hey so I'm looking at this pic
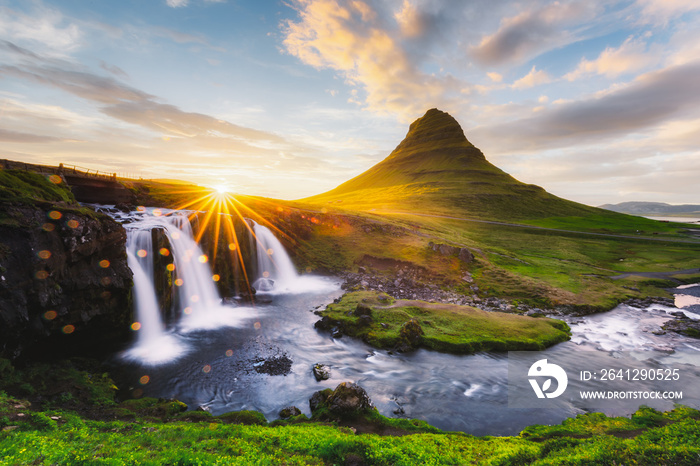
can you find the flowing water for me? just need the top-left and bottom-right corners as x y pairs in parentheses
(112, 207), (700, 436)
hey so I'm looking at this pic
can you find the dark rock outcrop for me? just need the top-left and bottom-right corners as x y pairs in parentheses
(279, 406), (302, 419)
(428, 241), (473, 263)
(396, 319), (424, 352)
(312, 363), (331, 381)
(0, 205), (132, 359)
(310, 382), (373, 417)
(663, 315), (700, 338)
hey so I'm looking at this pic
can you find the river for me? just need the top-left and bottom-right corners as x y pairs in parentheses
(108, 206), (700, 436)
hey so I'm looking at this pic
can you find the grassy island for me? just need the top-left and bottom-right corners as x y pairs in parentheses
(317, 291), (571, 353)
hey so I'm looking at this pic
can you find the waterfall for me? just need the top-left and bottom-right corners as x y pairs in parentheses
(126, 230), (164, 343)
(120, 209), (248, 364)
(160, 216), (221, 316)
(252, 222), (298, 292)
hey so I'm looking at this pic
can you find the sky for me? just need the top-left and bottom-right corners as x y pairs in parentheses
(1, 0), (699, 206)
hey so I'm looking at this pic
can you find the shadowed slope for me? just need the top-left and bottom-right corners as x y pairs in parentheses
(304, 108), (604, 220)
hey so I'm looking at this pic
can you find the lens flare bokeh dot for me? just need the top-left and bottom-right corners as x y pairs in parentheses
(139, 375), (150, 385)
(202, 365), (212, 374)
(62, 324), (75, 334)
(43, 310), (57, 320)
(99, 260), (110, 268)
(131, 322), (142, 331)
(37, 250), (51, 259)
(48, 211), (62, 220)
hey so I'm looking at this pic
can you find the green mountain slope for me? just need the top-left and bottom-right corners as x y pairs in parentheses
(303, 109), (609, 221)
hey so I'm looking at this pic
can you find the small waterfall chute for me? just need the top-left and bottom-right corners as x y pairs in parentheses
(252, 221), (298, 292)
(251, 221), (337, 294)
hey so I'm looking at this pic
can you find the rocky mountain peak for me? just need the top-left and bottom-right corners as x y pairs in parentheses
(398, 108), (472, 149)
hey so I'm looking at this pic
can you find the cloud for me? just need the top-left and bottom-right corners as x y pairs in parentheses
(394, 0), (425, 38)
(0, 5), (82, 56)
(470, 2), (595, 66)
(565, 36), (658, 80)
(150, 26), (209, 46)
(165, 0), (227, 9)
(166, 0), (189, 7)
(99, 61), (129, 79)
(102, 100), (285, 143)
(487, 72), (502, 82)
(637, 0), (700, 25)
(471, 61), (700, 153)
(282, 0), (465, 120)
(0, 41), (290, 161)
(511, 66), (552, 89)
(0, 128), (62, 143)
(0, 64), (154, 104)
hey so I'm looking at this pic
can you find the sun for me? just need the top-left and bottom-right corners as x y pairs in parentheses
(213, 184), (230, 194)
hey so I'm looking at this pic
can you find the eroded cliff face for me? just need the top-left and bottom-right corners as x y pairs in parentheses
(0, 205), (133, 359)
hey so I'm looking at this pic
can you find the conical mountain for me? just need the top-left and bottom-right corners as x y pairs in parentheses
(304, 108), (603, 220)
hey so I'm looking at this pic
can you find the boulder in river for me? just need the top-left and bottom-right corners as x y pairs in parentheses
(310, 382), (373, 417)
(279, 406), (302, 419)
(313, 363), (331, 381)
(396, 319), (424, 352)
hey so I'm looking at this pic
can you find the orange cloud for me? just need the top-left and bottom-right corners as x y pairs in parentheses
(511, 66), (551, 90)
(282, 0), (461, 121)
(565, 37), (659, 81)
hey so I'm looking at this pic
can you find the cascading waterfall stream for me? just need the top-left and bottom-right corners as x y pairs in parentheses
(120, 209), (249, 364)
(252, 221), (298, 292)
(126, 230), (164, 343)
(250, 220), (340, 294)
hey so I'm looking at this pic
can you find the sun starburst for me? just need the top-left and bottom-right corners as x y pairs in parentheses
(160, 184), (296, 298)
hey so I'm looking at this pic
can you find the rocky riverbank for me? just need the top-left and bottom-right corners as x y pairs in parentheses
(339, 269), (679, 319)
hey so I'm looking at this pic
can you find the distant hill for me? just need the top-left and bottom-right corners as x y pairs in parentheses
(303, 109), (622, 221)
(599, 201), (700, 216)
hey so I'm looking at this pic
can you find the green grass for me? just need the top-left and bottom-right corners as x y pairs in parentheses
(318, 291), (571, 353)
(2, 390), (700, 465)
(0, 169), (76, 205)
